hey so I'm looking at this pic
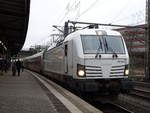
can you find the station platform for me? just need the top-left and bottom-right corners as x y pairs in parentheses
(0, 69), (102, 113)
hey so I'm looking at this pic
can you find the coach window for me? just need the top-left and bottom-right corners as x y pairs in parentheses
(65, 44), (68, 56)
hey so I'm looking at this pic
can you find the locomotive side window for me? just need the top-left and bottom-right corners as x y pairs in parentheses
(65, 44), (68, 56)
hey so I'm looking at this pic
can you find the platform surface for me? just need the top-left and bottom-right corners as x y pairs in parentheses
(0, 70), (70, 113)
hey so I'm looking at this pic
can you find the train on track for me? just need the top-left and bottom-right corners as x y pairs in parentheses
(24, 21), (133, 95)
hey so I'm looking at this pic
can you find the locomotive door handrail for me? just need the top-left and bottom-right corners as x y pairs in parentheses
(64, 42), (68, 73)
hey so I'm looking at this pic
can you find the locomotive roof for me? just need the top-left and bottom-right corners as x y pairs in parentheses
(64, 29), (122, 42)
(25, 51), (43, 60)
(47, 29), (122, 51)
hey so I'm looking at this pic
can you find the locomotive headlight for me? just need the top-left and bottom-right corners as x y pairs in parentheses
(77, 64), (86, 77)
(78, 70), (85, 76)
(125, 69), (129, 75)
(124, 65), (129, 75)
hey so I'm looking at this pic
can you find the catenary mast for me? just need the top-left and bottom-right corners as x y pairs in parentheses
(146, 0), (150, 80)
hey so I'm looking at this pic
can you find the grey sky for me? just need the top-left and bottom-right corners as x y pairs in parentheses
(22, 0), (146, 50)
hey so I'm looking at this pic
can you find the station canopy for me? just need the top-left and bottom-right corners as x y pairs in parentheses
(0, 0), (30, 56)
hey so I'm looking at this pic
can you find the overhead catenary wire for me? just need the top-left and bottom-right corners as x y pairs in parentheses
(69, 0), (111, 22)
(110, 0), (130, 24)
(56, 0), (146, 33)
(60, 0), (107, 24)
(58, 0), (78, 25)
(77, 0), (99, 18)
(110, 0), (146, 25)
(57, 0), (72, 25)
(111, 10), (145, 24)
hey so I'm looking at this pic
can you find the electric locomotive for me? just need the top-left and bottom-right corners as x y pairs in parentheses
(24, 21), (132, 94)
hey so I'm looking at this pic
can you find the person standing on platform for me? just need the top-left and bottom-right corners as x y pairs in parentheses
(21, 60), (24, 72)
(16, 59), (21, 76)
(3, 59), (8, 73)
(12, 61), (16, 76)
(0, 59), (3, 75)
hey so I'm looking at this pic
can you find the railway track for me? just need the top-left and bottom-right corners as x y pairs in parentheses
(111, 80), (150, 113)
(100, 102), (133, 113)
(131, 81), (150, 101)
(87, 100), (134, 113)
(83, 96), (134, 113)
(117, 93), (150, 113)
(91, 80), (150, 113)
(132, 81), (150, 88)
(130, 87), (150, 101)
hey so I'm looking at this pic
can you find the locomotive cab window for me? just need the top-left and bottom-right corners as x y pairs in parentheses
(81, 35), (125, 54)
(81, 35), (104, 54)
(104, 36), (125, 54)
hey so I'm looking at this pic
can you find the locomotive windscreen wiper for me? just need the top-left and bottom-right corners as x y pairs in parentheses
(95, 37), (103, 58)
(104, 38), (118, 58)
